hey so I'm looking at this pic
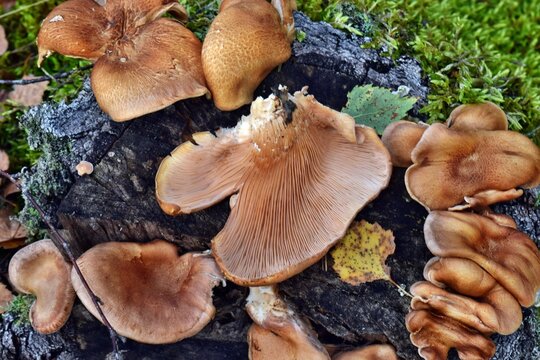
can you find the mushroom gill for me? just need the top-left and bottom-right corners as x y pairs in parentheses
(156, 87), (392, 285)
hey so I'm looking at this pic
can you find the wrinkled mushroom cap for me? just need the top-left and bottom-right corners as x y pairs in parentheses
(446, 102), (508, 131)
(406, 309), (496, 360)
(8, 239), (75, 334)
(71, 240), (222, 344)
(381, 120), (428, 167)
(332, 344), (398, 360)
(406, 123), (540, 210)
(156, 88), (392, 285)
(424, 211), (540, 307)
(202, 0), (292, 110)
(37, 0), (207, 122)
(246, 286), (330, 360)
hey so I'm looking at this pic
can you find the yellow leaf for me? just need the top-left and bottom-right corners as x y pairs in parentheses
(331, 220), (395, 285)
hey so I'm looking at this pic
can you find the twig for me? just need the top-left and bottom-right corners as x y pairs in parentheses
(0, 169), (121, 359)
(0, 65), (93, 86)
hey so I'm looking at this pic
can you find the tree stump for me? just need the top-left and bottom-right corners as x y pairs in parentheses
(2, 12), (538, 360)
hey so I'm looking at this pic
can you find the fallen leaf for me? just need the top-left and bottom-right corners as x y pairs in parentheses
(331, 220), (395, 285)
(0, 207), (27, 249)
(342, 85), (417, 135)
(0, 283), (13, 314)
(0, 25), (7, 56)
(0, 149), (8, 171)
(8, 75), (49, 107)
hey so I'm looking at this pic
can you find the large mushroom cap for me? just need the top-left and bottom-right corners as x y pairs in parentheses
(446, 102), (508, 131)
(406, 123), (540, 210)
(202, 0), (293, 111)
(8, 239), (75, 334)
(156, 88), (392, 285)
(424, 211), (540, 307)
(37, 0), (207, 122)
(71, 240), (222, 344)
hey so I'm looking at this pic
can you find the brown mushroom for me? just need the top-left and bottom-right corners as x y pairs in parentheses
(246, 286), (330, 360)
(156, 87), (392, 285)
(202, 0), (294, 111)
(8, 239), (75, 334)
(71, 240), (223, 344)
(446, 102), (508, 131)
(405, 123), (540, 210)
(332, 344), (398, 360)
(0, 283), (13, 314)
(406, 309), (496, 360)
(37, 0), (207, 121)
(424, 211), (540, 307)
(381, 120), (428, 167)
(0, 207), (27, 249)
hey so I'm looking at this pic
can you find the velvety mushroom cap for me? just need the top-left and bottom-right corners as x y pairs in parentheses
(71, 240), (222, 344)
(406, 310), (496, 360)
(0, 283), (13, 314)
(202, 0), (292, 111)
(406, 123), (540, 210)
(8, 239), (75, 334)
(446, 102), (508, 131)
(424, 211), (540, 307)
(332, 345), (398, 360)
(37, 0), (207, 122)
(156, 88), (392, 285)
(246, 286), (330, 360)
(411, 281), (521, 335)
(381, 120), (428, 167)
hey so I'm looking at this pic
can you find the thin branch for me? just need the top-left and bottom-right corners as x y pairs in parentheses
(0, 65), (93, 86)
(0, 169), (121, 360)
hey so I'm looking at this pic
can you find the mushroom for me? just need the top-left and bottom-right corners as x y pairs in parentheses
(381, 120), (428, 167)
(156, 87), (392, 285)
(406, 309), (496, 360)
(446, 102), (508, 131)
(424, 211), (540, 307)
(246, 285), (330, 360)
(75, 160), (94, 176)
(8, 239), (75, 334)
(37, 0), (208, 121)
(405, 123), (540, 210)
(71, 240), (223, 344)
(0, 283), (13, 314)
(201, 0), (295, 111)
(332, 344), (398, 360)
(410, 280), (521, 335)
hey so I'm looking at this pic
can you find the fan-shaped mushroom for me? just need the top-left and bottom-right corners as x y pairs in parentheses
(246, 286), (330, 360)
(156, 87), (392, 285)
(8, 239), (75, 334)
(424, 211), (540, 307)
(381, 120), (428, 167)
(71, 240), (223, 344)
(446, 102), (508, 131)
(37, 0), (207, 121)
(405, 123), (540, 210)
(202, 0), (294, 110)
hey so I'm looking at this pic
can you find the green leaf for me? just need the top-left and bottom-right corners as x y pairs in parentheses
(342, 85), (418, 135)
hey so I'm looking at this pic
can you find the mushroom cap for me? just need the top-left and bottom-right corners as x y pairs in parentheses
(202, 0), (292, 111)
(446, 102), (508, 131)
(37, 0), (206, 122)
(381, 120), (428, 167)
(424, 211), (540, 307)
(332, 344), (398, 360)
(8, 239), (75, 334)
(411, 281), (521, 335)
(71, 240), (222, 344)
(406, 309), (496, 360)
(405, 123), (540, 210)
(0, 283), (14, 314)
(246, 286), (330, 360)
(156, 88), (392, 285)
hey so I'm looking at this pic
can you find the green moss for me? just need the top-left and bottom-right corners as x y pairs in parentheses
(3, 294), (35, 326)
(298, 0), (540, 144)
(179, 0), (219, 40)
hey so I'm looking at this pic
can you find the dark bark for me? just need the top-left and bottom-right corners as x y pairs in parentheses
(2, 11), (537, 360)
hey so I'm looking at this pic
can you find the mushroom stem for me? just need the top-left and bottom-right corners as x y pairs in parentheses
(0, 169), (121, 359)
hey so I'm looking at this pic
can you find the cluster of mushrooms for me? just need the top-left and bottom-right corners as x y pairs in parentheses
(0, 0), (538, 359)
(382, 102), (540, 359)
